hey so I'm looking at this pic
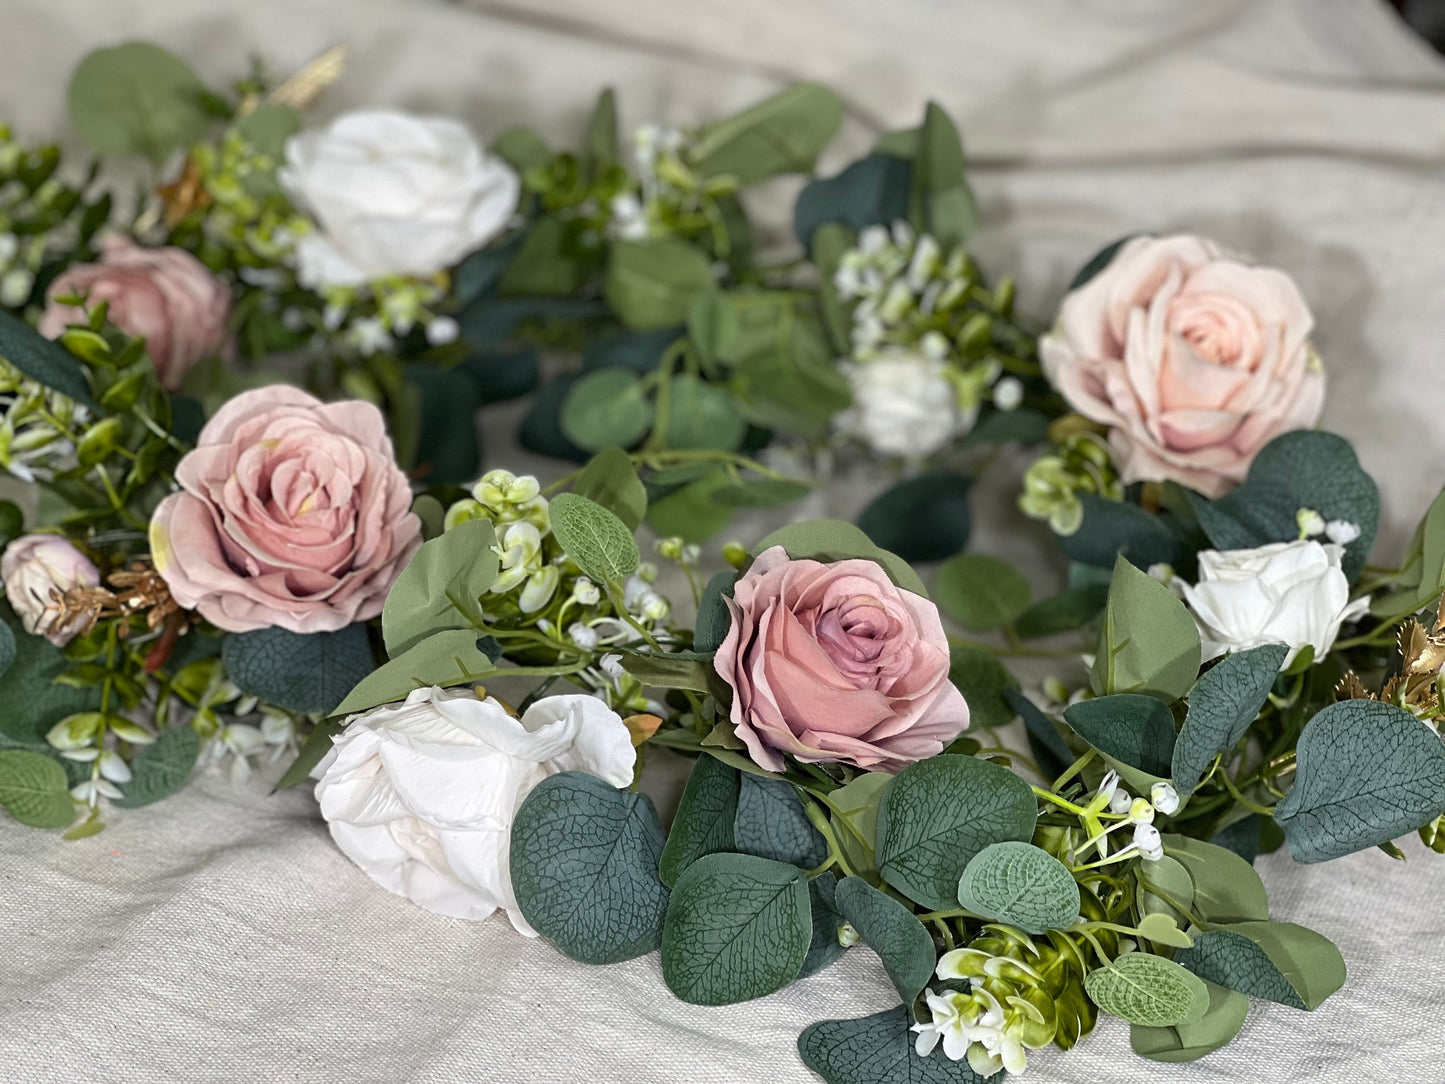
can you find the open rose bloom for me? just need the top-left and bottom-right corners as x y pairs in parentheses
(715, 546), (969, 772)
(1041, 234), (1324, 498)
(150, 386), (421, 633)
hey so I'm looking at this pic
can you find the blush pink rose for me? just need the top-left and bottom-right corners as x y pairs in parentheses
(39, 235), (231, 390)
(1040, 234), (1324, 498)
(149, 386), (421, 634)
(714, 546), (969, 772)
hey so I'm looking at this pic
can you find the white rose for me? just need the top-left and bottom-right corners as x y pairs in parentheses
(1179, 540), (1370, 666)
(314, 687), (635, 930)
(1, 533), (100, 646)
(835, 350), (969, 459)
(280, 110), (520, 288)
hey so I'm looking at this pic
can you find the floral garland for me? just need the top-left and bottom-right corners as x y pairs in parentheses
(1, 40), (1443, 1084)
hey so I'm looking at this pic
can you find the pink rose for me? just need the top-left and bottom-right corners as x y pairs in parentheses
(1, 534), (100, 646)
(39, 235), (231, 390)
(714, 546), (969, 772)
(149, 386), (421, 634)
(1040, 234), (1324, 498)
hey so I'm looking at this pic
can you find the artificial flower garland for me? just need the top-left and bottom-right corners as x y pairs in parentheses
(0, 40), (1442, 1084)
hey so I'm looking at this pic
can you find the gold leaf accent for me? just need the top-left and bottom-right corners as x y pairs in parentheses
(623, 713), (663, 747)
(1336, 672), (1374, 701)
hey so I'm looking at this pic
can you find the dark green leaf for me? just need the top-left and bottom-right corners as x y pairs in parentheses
(1172, 645), (1287, 793)
(0, 749), (74, 828)
(1069, 236), (1136, 291)
(799, 1008), (993, 1084)
(645, 468), (735, 543)
(948, 646), (1017, 729)
(793, 153), (912, 247)
(585, 87), (618, 167)
(661, 853), (812, 1004)
(1174, 922), (1345, 1011)
(687, 288), (742, 365)
(1014, 585), (1109, 640)
(856, 471), (972, 564)
(713, 478), (811, 508)
(1005, 689), (1074, 783)
(801, 872), (848, 977)
(660, 755), (740, 887)
(510, 771), (669, 964)
(273, 720), (345, 791)
(1063, 694), (1177, 778)
(0, 309), (95, 407)
(1274, 699), (1445, 862)
(877, 754), (1037, 911)
(912, 102), (978, 248)
(113, 727), (200, 808)
(660, 373), (746, 451)
(694, 571), (736, 654)
(733, 775), (827, 868)
(1059, 494), (1183, 571)
(222, 624), (374, 715)
(833, 876), (936, 1003)
(605, 239), (716, 330)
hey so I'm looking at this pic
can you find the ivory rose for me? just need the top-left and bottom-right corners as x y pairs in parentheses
(38, 235), (231, 390)
(1179, 540), (1369, 666)
(1, 533), (100, 646)
(715, 546), (969, 772)
(314, 687), (636, 927)
(149, 385), (420, 633)
(280, 110), (520, 288)
(1040, 234), (1323, 498)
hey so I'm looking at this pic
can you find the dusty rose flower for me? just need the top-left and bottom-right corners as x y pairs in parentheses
(149, 386), (421, 634)
(715, 546), (969, 772)
(39, 235), (231, 390)
(1, 534), (100, 646)
(1040, 234), (1323, 498)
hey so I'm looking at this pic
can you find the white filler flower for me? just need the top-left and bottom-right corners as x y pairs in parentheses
(1179, 539), (1370, 666)
(836, 350), (969, 459)
(314, 687), (635, 930)
(281, 110), (520, 287)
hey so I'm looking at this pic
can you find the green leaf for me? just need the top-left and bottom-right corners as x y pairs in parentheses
(381, 519), (497, 657)
(1084, 952), (1212, 1027)
(713, 478), (812, 508)
(234, 102), (300, 157)
(498, 215), (582, 297)
(660, 373), (747, 451)
(1130, 980), (1249, 1064)
(1062, 694), (1177, 778)
(585, 86), (618, 167)
(332, 629), (495, 716)
(793, 153), (912, 248)
(0, 749), (74, 828)
(548, 492), (641, 584)
(1091, 555), (1201, 702)
(733, 775), (827, 869)
(934, 553), (1031, 631)
(812, 223), (854, 353)
(856, 471), (972, 564)
(833, 876), (936, 1003)
(618, 650), (716, 694)
(0, 309), (96, 407)
(0, 618), (15, 680)
(274, 720), (345, 791)
(1014, 584), (1109, 640)
(491, 126), (551, 173)
(730, 300), (851, 438)
(1174, 922), (1344, 1011)
(687, 288), (742, 365)
(510, 771), (669, 964)
(691, 83), (843, 186)
(802, 872), (848, 977)
(560, 368), (655, 451)
(1172, 645), (1287, 793)
(756, 519), (927, 598)
(1274, 699), (1445, 862)
(955, 841), (1080, 934)
(799, 1008), (992, 1084)
(912, 102), (978, 248)
(113, 727), (200, 809)
(1005, 689), (1074, 783)
(0, 606), (100, 752)
(1058, 493), (1185, 571)
(830, 771), (893, 881)
(877, 754), (1038, 911)
(645, 468), (735, 543)
(1187, 431), (1379, 582)
(222, 624), (374, 715)
(948, 646), (1017, 729)
(605, 239), (716, 330)
(660, 852), (812, 1005)
(1136, 910), (1195, 950)
(68, 43), (212, 161)
(1160, 835), (1270, 925)
(660, 755), (740, 887)
(572, 448), (647, 530)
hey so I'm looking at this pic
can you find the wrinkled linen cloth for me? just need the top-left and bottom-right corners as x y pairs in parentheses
(4, 0), (1445, 1081)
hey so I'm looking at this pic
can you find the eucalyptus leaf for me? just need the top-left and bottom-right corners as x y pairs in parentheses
(1274, 699), (1445, 863)
(1161, 835), (1270, 925)
(223, 624), (374, 715)
(687, 288), (742, 364)
(833, 876), (936, 1003)
(801, 872), (848, 978)
(1174, 922), (1345, 1011)
(113, 727), (200, 809)
(645, 468), (735, 543)
(1063, 694), (1176, 778)
(794, 153), (912, 248)
(1004, 689), (1074, 783)
(605, 239), (715, 330)
(856, 471), (971, 564)
(573, 448), (647, 530)
(756, 520), (927, 597)
(548, 492), (641, 584)
(829, 771), (893, 881)
(381, 519), (497, 657)
(510, 771), (669, 964)
(955, 841), (1080, 935)
(934, 553), (1031, 631)
(1084, 952), (1212, 1028)
(1130, 980), (1249, 1064)
(560, 368), (654, 451)
(1058, 494), (1185, 571)
(1091, 555), (1200, 702)
(0, 309), (96, 407)
(799, 1007), (993, 1084)
(877, 754), (1038, 911)
(1014, 584), (1109, 640)
(1172, 644), (1287, 794)
(948, 647), (1018, 729)
(0, 749), (74, 828)
(691, 83), (843, 186)
(68, 43), (211, 161)
(660, 755), (740, 887)
(660, 853), (812, 1005)
(331, 630), (494, 717)
(694, 571), (736, 653)
(733, 775), (828, 869)
(274, 720), (346, 791)
(661, 373), (747, 451)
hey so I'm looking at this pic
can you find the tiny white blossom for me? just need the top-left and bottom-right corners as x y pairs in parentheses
(1134, 822), (1164, 861)
(1325, 519), (1361, 545)
(1129, 797), (1155, 825)
(993, 376), (1024, 411)
(97, 750), (132, 784)
(858, 224), (889, 254)
(347, 316), (393, 357)
(599, 653), (625, 680)
(572, 577), (601, 606)
(1108, 788), (1134, 816)
(1150, 781), (1180, 816)
(0, 268), (33, 307)
(425, 315), (460, 346)
(1096, 769), (1121, 807)
(569, 622), (599, 650)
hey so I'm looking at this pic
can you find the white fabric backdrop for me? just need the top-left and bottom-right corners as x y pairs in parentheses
(3, 1), (1445, 1081)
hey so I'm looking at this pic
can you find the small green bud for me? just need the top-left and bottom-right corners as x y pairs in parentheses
(722, 541), (748, 569)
